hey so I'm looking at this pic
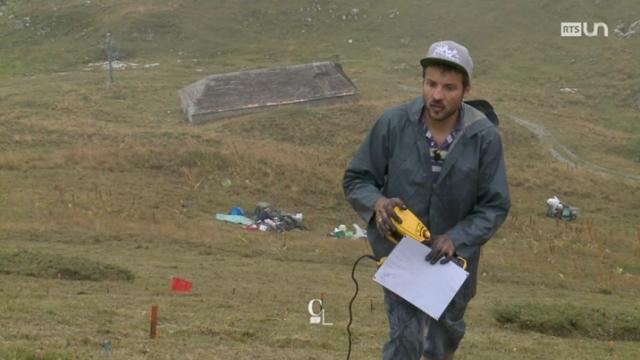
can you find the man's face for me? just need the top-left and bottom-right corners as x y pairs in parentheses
(423, 66), (469, 123)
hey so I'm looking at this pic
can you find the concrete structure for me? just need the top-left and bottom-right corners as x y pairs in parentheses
(179, 62), (357, 124)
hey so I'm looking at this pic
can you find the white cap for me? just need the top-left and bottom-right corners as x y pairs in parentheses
(420, 40), (473, 80)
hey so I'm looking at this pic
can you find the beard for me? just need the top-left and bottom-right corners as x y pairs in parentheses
(427, 101), (459, 122)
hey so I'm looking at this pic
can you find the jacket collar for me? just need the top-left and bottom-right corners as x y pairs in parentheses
(408, 96), (424, 124)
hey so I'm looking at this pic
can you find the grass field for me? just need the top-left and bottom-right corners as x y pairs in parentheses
(1, 1), (640, 359)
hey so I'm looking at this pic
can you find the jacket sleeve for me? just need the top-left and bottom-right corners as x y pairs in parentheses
(342, 116), (390, 223)
(447, 130), (510, 254)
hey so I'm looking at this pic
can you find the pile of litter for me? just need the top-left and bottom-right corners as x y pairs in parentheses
(546, 196), (580, 221)
(329, 224), (367, 239)
(215, 202), (305, 232)
(215, 202), (369, 239)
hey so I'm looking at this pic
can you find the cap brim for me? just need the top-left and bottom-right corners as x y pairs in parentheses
(420, 58), (469, 78)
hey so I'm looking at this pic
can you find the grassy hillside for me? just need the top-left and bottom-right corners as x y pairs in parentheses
(1, 1), (639, 359)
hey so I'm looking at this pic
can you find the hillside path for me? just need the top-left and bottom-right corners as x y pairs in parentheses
(509, 115), (640, 181)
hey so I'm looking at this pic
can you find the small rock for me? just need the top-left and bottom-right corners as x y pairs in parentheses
(181, 200), (196, 209)
(342, 8), (364, 21)
(559, 88), (578, 94)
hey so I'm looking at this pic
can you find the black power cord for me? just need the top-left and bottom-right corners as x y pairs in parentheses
(346, 254), (378, 360)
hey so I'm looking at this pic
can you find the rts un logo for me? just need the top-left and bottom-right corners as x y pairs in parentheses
(561, 22), (609, 37)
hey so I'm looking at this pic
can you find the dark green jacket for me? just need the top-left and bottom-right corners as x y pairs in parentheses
(343, 96), (510, 299)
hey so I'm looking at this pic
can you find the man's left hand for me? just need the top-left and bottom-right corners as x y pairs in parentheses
(425, 234), (456, 265)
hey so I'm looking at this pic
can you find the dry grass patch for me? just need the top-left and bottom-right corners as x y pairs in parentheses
(493, 302), (640, 341)
(0, 250), (134, 281)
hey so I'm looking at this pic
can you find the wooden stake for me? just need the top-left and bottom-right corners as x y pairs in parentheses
(150, 305), (158, 339)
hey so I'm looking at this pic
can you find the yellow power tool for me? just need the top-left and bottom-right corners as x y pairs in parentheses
(380, 206), (467, 270)
(386, 206), (431, 243)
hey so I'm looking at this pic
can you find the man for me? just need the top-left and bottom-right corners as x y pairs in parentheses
(343, 40), (510, 360)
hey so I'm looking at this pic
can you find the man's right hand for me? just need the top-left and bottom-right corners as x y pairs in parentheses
(373, 197), (407, 239)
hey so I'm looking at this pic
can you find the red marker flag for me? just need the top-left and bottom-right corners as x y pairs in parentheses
(171, 277), (193, 292)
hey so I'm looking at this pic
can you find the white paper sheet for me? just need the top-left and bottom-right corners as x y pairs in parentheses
(373, 236), (469, 319)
